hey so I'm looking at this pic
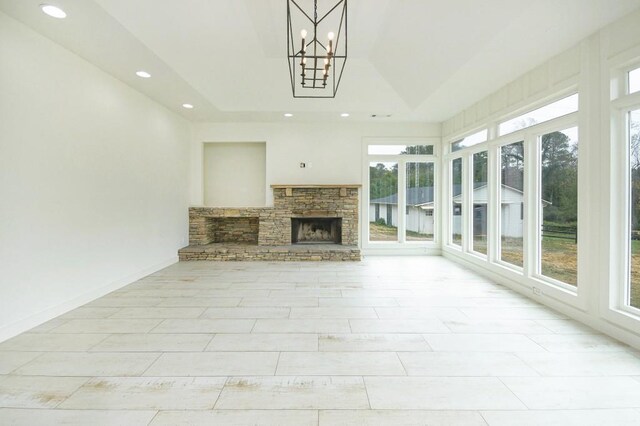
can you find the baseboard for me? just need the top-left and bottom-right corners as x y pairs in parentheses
(0, 256), (178, 343)
(443, 251), (640, 351)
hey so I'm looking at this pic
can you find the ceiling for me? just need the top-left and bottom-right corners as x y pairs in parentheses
(2, 0), (640, 123)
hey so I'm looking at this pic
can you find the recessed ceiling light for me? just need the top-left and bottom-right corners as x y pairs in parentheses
(284, 113), (293, 117)
(135, 71), (151, 78)
(182, 103), (194, 109)
(341, 113), (350, 117)
(40, 4), (66, 19)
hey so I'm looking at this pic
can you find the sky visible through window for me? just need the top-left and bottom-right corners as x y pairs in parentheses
(451, 129), (488, 152)
(368, 145), (433, 155)
(499, 94), (579, 136)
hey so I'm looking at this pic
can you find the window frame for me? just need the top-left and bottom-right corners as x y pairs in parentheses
(361, 137), (440, 252)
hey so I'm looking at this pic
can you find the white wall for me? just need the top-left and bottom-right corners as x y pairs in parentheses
(440, 8), (640, 349)
(0, 12), (190, 340)
(191, 122), (440, 206)
(203, 142), (266, 207)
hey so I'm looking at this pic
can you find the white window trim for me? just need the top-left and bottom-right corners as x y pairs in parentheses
(361, 137), (440, 253)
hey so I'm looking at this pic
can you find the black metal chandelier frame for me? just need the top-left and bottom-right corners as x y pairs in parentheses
(286, 0), (347, 98)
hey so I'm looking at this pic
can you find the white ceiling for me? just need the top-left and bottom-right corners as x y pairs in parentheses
(2, 0), (640, 123)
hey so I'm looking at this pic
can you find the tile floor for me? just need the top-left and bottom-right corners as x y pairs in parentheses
(1, 256), (640, 425)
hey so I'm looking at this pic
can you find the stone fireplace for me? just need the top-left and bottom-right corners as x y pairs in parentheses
(291, 217), (342, 244)
(181, 184), (360, 261)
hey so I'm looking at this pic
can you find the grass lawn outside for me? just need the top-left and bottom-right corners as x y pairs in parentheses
(369, 222), (433, 242)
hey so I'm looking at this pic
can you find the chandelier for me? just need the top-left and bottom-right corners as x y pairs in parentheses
(286, 0), (347, 98)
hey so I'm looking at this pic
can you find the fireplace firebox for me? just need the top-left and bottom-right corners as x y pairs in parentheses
(291, 218), (342, 244)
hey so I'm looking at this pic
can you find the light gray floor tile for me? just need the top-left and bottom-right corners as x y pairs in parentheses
(240, 297), (319, 307)
(215, 376), (369, 409)
(481, 409), (640, 426)
(58, 307), (121, 319)
(527, 333), (630, 352)
(0, 376), (88, 408)
(319, 297), (398, 307)
(26, 318), (69, 333)
(0, 409), (157, 426)
(319, 333), (430, 351)
(88, 297), (164, 307)
(151, 319), (255, 333)
(277, 352), (406, 375)
(14, 352), (159, 376)
(110, 307), (205, 318)
(50, 319), (162, 333)
(535, 319), (598, 334)
(156, 297), (241, 307)
(374, 307), (467, 321)
(398, 352), (539, 376)
(501, 377), (640, 409)
(253, 319), (351, 333)
(90, 334), (213, 352)
(289, 307), (378, 319)
(59, 377), (226, 409)
(269, 289), (341, 297)
(460, 307), (567, 320)
(444, 319), (552, 334)
(320, 410), (488, 426)
(0, 333), (110, 352)
(350, 319), (450, 333)
(365, 377), (526, 410)
(206, 333), (318, 351)
(150, 410), (318, 426)
(201, 307), (290, 319)
(424, 333), (544, 352)
(515, 351), (640, 376)
(0, 352), (43, 374)
(143, 352), (279, 376)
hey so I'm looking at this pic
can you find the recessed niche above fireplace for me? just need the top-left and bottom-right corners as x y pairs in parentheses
(292, 218), (342, 244)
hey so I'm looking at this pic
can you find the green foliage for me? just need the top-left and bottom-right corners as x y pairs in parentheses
(369, 163), (398, 200)
(541, 131), (578, 224)
(375, 218), (386, 226)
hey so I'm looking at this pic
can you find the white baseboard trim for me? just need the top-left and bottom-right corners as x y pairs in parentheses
(0, 256), (178, 343)
(443, 251), (640, 351)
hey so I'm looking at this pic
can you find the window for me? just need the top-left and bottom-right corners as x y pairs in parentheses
(451, 129), (488, 152)
(500, 141), (525, 267)
(369, 162), (398, 241)
(499, 94), (579, 136)
(451, 158), (463, 246)
(405, 162), (435, 241)
(539, 127), (578, 286)
(368, 145), (434, 155)
(630, 67), (640, 94)
(629, 109), (640, 309)
(472, 151), (488, 255)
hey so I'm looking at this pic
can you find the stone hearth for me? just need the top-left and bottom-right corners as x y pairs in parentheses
(179, 185), (360, 261)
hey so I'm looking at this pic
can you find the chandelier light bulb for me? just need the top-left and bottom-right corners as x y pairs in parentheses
(328, 32), (335, 40)
(301, 29), (308, 39)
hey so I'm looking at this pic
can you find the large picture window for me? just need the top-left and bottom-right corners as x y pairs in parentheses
(369, 162), (398, 242)
(629, 109), (640, 309)
(500, 141), (525, 268)
(406, 162), (435, 241)
(472, 152), (488, 255)
(539, 127), (578, 286)
(451, 158), (463, 246)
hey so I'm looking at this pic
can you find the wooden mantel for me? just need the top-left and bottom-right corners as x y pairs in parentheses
(271, 184), (361, 197)
(270, 184), (361, 189)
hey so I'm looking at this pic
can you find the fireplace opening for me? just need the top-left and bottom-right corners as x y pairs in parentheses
(291, 218), (342, 244)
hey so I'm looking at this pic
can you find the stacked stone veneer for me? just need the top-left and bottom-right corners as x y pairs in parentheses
(181, 186), (360, 261)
